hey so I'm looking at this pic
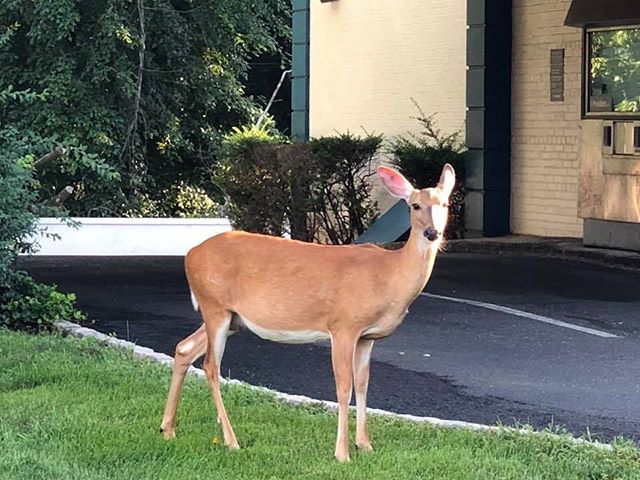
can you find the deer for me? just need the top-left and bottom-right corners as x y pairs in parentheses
(160, 163), (456, 462)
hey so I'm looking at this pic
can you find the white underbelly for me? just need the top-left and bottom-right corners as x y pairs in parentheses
(237, 315), (330, 344)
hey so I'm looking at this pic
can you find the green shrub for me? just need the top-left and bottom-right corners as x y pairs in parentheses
(0, 141), (38, 273)
(1, 273), (85, 331)
(308, 133), (382, 244)
(217, 125), (382, 244)
(124, 182), (221, 218)
(166, 182), (221, 218)
(124, 193), (164, 218)
(389, 102), (466, 237)
(217, 124), (294, 237)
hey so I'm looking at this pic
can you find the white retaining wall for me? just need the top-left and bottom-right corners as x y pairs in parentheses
(28, 217), (232, 256)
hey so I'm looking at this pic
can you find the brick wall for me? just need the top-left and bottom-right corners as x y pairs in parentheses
(511, 0), (584, 237)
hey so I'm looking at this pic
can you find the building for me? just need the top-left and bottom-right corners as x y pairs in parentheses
(292, 0), (467, 212)
(292, 0), (640, 252)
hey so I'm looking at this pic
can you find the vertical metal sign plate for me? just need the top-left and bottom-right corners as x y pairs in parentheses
(550, 49), (565, 102)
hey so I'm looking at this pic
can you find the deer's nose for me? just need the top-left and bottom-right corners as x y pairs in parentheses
(424, 227), (439, 242)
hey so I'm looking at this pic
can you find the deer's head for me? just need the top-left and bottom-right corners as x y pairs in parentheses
(378, 164), (456, 244)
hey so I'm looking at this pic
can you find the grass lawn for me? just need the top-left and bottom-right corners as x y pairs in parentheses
(0, 330), (639, 480)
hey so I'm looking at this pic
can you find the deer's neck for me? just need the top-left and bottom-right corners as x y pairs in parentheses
(395, 227), (439, 301)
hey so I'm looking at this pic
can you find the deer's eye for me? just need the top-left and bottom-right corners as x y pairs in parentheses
(411, 203), (421, 211)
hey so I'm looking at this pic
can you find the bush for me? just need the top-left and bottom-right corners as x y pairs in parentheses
(217, 126), (382, 244)
(1, 86), (86, 331)
(1, 273), (85, 332)
(124, 182), (221, 218)
(0, 137), (38, 273)
(166, 182), (221, 218)
(216, 124), (293, 236)
(389, 102), (466, 238)
(308, 133), (382, 244)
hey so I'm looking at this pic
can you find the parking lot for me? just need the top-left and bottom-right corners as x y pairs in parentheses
(21, 252), (640, 441)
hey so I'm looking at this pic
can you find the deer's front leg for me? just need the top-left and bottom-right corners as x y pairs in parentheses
(331, 334), (356, 462)
(353, 338), (374, 451)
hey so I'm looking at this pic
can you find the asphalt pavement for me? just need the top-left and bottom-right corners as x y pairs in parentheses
(19, 253), (640, 442)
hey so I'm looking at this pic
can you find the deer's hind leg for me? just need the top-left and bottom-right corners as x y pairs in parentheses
(160, 324), (208, 439)
(200, 304), (238, 449)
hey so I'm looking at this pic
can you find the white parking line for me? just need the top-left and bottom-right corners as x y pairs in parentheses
(421, 292), (621, 339)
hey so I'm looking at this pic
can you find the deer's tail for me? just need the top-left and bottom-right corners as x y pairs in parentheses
(190, 289), (199, 311)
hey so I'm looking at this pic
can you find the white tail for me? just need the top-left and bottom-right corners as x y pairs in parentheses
(160, 164), (456, 462)
(190, 289), (199, 311)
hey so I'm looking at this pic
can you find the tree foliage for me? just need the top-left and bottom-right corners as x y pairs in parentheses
(0, 0), (290, 215)
(0, 84), (85, 331)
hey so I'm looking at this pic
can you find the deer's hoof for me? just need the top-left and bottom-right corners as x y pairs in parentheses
(356, 441), (373, 452)
(335, 451), (351, 463)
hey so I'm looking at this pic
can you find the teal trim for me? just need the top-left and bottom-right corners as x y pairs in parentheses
(466, 27), (485, 65)
(291, 0), (307, 10)
(291, 44), (308, 77)
(291, 0), (310, 141)
(291, 77), (308, 112)
(292, 10), (309, 44)
(465, 0), (511, 237)
(467, 0), (485, 24)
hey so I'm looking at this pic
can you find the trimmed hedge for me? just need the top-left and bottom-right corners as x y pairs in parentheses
(218, 127), (382, 245)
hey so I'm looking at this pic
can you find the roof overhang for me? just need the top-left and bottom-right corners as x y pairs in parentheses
(564, 0), (640, 28)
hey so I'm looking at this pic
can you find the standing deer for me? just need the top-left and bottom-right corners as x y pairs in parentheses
(160, 164), (456, 462)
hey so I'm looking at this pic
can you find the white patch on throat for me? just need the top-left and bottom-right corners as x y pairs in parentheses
(430, 204), (448, 232)
(237, 315), (330, 344)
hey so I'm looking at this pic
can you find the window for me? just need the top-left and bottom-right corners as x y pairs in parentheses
(586, 26), (640, 116)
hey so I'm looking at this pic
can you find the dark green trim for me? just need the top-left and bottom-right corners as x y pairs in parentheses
(465, 0), (512, 237)
(291, 0), (310, 141)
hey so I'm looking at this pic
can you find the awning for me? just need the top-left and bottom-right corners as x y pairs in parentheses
(564, 0), (640, 27)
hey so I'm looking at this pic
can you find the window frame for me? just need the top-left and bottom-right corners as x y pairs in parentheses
(582, 24), (640, 120)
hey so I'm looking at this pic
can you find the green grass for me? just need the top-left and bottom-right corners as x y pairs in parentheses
(0, 330), (638, 480)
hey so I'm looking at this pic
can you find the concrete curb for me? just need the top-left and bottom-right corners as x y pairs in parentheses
(442, 237), (640, 272)
(57, 320), (613, 450)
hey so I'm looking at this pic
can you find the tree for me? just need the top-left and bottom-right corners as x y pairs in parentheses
(0, 83), (86, 331)
(0, 0), (290, 215)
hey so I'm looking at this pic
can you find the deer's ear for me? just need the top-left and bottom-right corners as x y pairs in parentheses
(378, 166), (414, 201)
(438, 163), (456, 198)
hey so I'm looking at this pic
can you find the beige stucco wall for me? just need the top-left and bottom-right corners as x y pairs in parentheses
(511, 0), (584, 237)
(309, 0), (466, 210)
(309, 0), (466, 138)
